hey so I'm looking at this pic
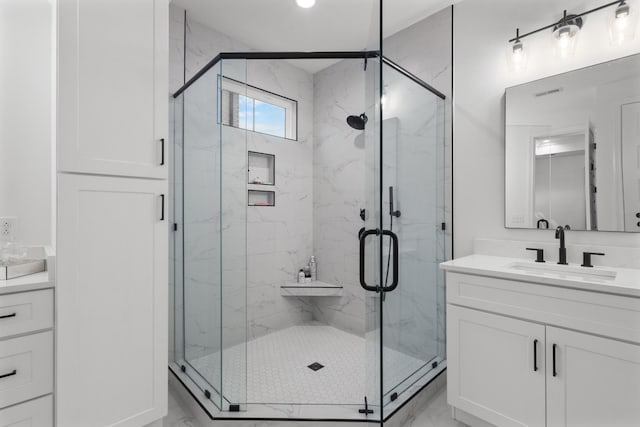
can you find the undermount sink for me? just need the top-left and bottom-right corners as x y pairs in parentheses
(508, 261), (617, 281)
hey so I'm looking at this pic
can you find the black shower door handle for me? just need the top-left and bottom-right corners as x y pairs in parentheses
(359, 229), (380, 292)
(382, 229), (399, 292)
(359, 228), (399, 293)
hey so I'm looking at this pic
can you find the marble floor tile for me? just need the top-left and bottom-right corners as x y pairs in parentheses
(162, 388), (205, 427)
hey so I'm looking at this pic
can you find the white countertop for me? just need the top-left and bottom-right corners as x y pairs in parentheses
(0, 271), (54, 295)
(440, 254), (640, 298)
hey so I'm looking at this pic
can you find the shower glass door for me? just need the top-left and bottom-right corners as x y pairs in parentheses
(380, 61), (446, 412)
(361, 52), (383, 421)
(177, 57), (248, 411)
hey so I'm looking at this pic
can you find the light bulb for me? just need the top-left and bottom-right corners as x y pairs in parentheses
(296, 0), (315, 8)
(609, 1), (637, 45)
(507, 39), (528, 73)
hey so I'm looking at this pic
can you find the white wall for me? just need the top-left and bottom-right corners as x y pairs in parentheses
(454, 0), (640, 257)
(0, 0), (53, 246)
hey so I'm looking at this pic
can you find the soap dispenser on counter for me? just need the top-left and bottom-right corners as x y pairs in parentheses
(309, 256), (317, 281)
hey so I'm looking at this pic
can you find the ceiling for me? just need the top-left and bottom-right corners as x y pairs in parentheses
(172, 0), (454, 73)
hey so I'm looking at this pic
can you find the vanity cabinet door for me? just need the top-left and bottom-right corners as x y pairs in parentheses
(546, 326), (640, 427)
(57, 174), (167, 427)
(57, 0), (168, 179)
(448, 305), (546, 427)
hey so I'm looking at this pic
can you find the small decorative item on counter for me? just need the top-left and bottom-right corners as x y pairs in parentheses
(0, 241), (27, 265)
(298, 269), (305, 284)
(0, 242), (45, 280)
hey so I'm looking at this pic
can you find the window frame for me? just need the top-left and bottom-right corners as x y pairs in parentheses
(219, 76), (298, 141)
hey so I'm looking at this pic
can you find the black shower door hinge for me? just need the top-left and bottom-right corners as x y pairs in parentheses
(173, 223), (178, 231)
(358, 396), (374, 414)
(441, 222), (446, 231)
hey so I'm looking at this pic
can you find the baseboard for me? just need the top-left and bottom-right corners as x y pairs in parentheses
(452, 406), (496, 427)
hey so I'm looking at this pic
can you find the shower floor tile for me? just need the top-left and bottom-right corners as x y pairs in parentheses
(189, 323), (429, 406)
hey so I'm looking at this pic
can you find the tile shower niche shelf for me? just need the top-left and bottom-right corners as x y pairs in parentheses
(280, 281), (343, 297)
(248, 190), (275, 207)
(248, 151), (275, 186)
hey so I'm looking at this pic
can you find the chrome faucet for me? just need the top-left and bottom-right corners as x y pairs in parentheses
(555, 226), (568, 265)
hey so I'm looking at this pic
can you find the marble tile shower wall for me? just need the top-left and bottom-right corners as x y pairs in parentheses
(170, 6), (316, 359)
(243, 58), (315, 341)
(311, 58), (368, 336)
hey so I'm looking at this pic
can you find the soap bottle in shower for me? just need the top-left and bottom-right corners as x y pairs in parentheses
(298, 269), (305, 284)
(309, 256), (317, 281)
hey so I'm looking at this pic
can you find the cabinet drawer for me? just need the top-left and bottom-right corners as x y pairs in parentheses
(0, 394), (53, 427)
(446, 272), (640, 344)
(0, 331), (53, 408)
(0, 289), (53, 339)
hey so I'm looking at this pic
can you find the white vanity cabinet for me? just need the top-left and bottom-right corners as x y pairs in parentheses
(546, 327), (640, 427)
(0, 288), (55, 425)
(444, 266), (640, 427)
(448, 305), (546, 427)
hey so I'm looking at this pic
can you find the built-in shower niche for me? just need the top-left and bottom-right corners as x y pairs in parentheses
(248, 151), (275, 185)
(248, 189), (275, 207)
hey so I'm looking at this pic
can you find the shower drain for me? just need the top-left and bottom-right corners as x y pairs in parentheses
(307, 362), (324, 371)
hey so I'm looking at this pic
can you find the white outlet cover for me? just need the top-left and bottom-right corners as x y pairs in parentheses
(0, 217), (17, 240)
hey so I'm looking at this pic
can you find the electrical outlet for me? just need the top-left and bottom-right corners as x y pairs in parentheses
(0, 217), (16, 241)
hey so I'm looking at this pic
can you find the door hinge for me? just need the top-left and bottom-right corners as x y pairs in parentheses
(441, 222), (446, 231)
(358, 396), (374, 414)
(173, 223), (178, 231)
(229, 404), (240, 412)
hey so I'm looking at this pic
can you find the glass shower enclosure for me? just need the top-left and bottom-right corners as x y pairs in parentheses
(171, 51), (446, 423)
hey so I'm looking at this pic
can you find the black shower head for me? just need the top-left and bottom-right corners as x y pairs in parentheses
(347, 113), (368, 130)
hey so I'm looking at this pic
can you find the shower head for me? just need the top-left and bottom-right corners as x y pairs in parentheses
(346, 113), (368, 130)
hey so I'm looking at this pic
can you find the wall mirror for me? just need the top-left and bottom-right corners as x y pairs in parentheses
(505, 53), (640, 232)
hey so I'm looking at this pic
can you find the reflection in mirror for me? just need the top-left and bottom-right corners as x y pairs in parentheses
(505, 53), (640, 232)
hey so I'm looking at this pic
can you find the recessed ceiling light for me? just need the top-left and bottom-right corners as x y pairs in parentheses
(297, 0), (315, 8)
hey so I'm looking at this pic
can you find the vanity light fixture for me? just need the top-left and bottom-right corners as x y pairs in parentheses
(553, 11), (583, 58)
(508, 0), (638, 66)
(609, 1), (638, 45)
(296, 0), (316, 8)
(507, 28), (528, 72)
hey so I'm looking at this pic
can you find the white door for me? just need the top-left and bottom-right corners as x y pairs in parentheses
(57, 0), (168, 179)
(57, 174), (168, 427)
(622, 102), (640, 231)
(447, 305), (546, 427)
(546, 326), (640, 427)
